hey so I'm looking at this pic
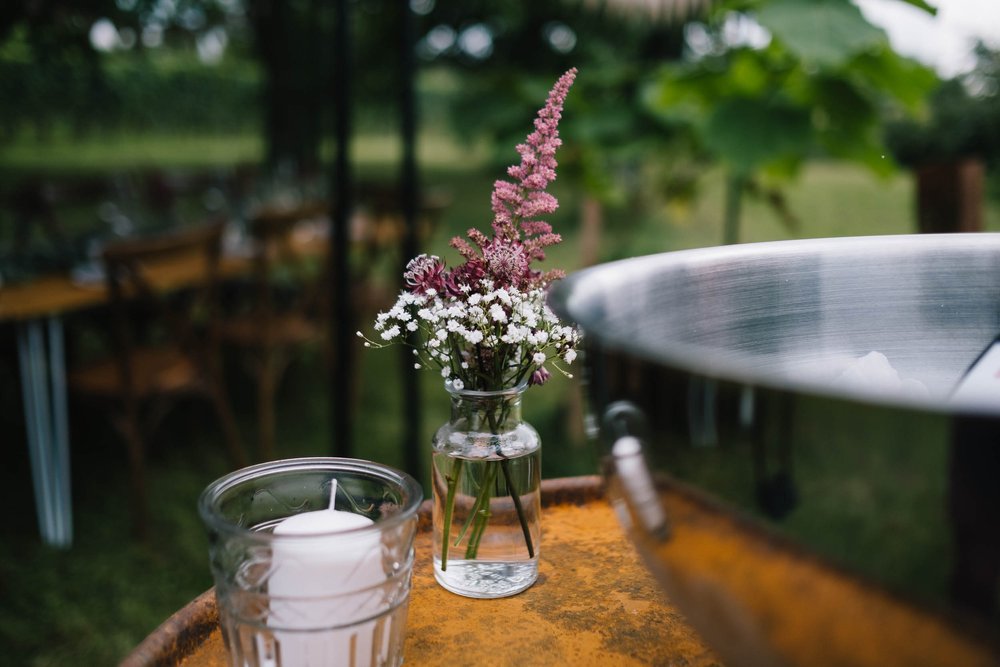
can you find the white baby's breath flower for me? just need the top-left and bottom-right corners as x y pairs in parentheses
(564, 349), (577, 364)
(452, 378), (465, 390)
(502, 325), (528, 345)
(533, 352), (546, 365)
(441, 367), (450, 378)
(381, 325), (401, 341)
(490, 303), (507, 323)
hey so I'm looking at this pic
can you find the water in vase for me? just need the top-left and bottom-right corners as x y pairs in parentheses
(432, 447), (541, 598)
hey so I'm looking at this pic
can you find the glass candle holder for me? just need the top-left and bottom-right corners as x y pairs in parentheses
(199, 457), (423, 667)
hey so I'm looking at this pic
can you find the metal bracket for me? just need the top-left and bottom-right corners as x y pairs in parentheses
(604, 401), (670, 540)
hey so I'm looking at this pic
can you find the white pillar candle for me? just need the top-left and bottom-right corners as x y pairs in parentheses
(266, 483), (387, 666)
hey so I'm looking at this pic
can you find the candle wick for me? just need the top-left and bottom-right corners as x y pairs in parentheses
(329, 479), (338, 511)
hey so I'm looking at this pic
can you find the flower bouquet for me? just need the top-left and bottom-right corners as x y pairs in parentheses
(360, 68), (580, 597)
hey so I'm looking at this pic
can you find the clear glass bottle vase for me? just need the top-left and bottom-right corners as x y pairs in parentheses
(432, 380), (541, 598)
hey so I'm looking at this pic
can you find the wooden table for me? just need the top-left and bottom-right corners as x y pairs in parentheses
(0, 226), (324, 547)
(122, 477), (721, 666)
(2, 270), (111, 547)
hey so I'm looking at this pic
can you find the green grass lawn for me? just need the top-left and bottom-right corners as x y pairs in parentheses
(0, 128), (486, 173)
(1, 130), (998, 664)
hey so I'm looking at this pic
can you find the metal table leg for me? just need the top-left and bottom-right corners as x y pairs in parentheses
(17, 316), (73, 547)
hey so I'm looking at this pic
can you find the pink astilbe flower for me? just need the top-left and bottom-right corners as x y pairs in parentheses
(454, 67), (578, 289)
(494, 68), (576, 242)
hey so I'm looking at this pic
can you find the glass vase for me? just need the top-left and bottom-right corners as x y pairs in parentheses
(432, 381), (541, 598)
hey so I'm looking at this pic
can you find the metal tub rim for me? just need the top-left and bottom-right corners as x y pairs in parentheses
(549, 232), (1000, 419)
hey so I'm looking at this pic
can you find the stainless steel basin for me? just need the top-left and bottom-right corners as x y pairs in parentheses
(550, 234), (1000, 666)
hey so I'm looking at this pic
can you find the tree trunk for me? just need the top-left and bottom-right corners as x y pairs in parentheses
(248, 0), (326, 175)
(723, 171), (745, 245)
(916, 159), (984, 234)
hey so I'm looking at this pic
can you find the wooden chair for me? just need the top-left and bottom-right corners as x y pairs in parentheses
(218, 201), (329, 461)
(68, 219), (247, 537)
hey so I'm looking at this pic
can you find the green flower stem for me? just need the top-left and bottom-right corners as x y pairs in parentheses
(464, 461), (499, 560)
(439, 458), (464, 571)
(468, 407), (535, 561)
(442, 399), (536, 564)
(500, 457), (535, 558)
(452, 465), (493, 547)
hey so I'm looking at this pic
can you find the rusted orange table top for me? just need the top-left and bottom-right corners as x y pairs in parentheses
(123, 477), (721, 667)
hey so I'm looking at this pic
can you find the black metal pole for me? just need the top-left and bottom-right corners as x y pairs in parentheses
(330, 0), (353, 457)
(400, 1), (422, 481)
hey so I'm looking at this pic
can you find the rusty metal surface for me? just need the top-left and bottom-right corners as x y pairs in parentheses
(124, 476), (721, 666)
(622, 476), (1000, 667)
(121, 589), (220, 667)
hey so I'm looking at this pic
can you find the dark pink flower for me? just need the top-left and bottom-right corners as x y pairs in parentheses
(445, 258), (487, 296)
(483, 239), (530, 288)
(529, 366), (551, 386)
(404, 254), (446, 295)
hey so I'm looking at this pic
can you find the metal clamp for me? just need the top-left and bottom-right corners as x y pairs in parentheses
(604, 401), (670, 540)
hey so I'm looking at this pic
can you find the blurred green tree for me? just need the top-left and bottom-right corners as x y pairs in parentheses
(644, 0), (939, 243)
(0, 1), (111, 140)
(886, 44), (1000, 169)
(0, 0), (253, 141)
(882, 43), (1000, 233)
(413, 0), (697, 266)
(244, 0), (328, 173)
